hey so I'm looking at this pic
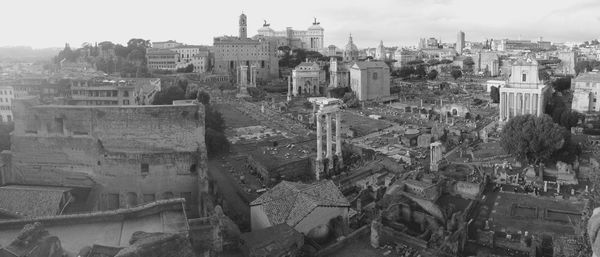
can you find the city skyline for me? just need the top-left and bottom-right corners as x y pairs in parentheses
(2, 0), (600, 49)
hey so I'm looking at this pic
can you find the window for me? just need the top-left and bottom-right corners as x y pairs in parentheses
(141, 163), (149, 175)
(373, 72), (378, 80)
(522, 74), (527, 82)
(6, 115), (11, 122)
(123, 100), (130, 105)
(55, 118), (64, 134)
(123, 91), (129, 97)
(107, 193), (120, 210)
(143, 194), (156, 203)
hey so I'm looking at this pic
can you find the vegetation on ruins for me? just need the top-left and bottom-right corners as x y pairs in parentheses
(500, 114), (567, 164)
(54, 38), (151, 77)
(427, 69), (438, 80)
(450, 69), (462, 80)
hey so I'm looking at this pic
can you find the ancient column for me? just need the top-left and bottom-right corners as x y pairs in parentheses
(529, 93), (534, 114)
(520, 93), (525, 115)
(287, 76), (292, 102)
(326, 113), (333, 161)
(499, 92), (505, 120)
(316, 114), (323, 161)
(335, 111), (343, 166)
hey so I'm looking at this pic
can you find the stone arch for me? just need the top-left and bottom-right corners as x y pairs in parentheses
(126, 192), (138, 207)
(452, 108), (458, 116)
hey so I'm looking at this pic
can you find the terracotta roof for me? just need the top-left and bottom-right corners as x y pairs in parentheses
(574, 71), (600, 83)
(251, 180), (349, 226)
(0, 185), (70, 218)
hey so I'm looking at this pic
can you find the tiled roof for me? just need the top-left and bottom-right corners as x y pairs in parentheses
(0, 185), (70, 218)
(574, 72), (600, 83)
(251, 180), (349, 227)
(240, 223), (302, 255)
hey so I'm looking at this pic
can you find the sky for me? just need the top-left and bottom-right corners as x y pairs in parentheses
(2, 0), (600, 49)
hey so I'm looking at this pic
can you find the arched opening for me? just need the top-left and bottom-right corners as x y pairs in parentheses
(304, 81), (312, 94)
(298, 86), (302, 96)
(452, 109), (458, 116)
(162, 192), (174, 199)
(190, 164), (197, 173)
(126, 192), (138, 208)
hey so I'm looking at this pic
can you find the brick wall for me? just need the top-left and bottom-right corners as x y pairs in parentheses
(7, 97), (208, 217)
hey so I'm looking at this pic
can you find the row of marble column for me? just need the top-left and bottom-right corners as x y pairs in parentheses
(499, 91), (540, 120)
(315, 112), (342, 163)
(236, 65), (257, 86)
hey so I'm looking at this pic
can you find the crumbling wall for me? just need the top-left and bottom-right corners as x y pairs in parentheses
(8, 98), (208, 216)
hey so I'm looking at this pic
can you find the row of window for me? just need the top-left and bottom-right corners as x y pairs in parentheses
(0, 90), (12, 95)
(0, 115), (12, 122)
(0, 98), (10, 103)
(0, 106), (11, 110)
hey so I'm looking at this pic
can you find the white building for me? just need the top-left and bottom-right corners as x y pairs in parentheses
(151, 40), (183, 49)
(250, 180), (349, 235)
(571, 71), (600, 113)
(393, 49), (418, 69)
(499, 58), (551, 122)
(0, 85), (13, 122)
(292, 62), (324, 96)
(350, 61), (391, 101)
(171, 45), (210, 73)
(256, 18), (324, 51)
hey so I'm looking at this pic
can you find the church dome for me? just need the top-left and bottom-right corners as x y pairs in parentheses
(345, 37), (358, 52)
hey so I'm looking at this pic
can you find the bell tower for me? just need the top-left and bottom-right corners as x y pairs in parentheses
(239, 13), (247, 39)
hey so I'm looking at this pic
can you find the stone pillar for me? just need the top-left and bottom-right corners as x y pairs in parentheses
(430, 141), (442, 172)
(512, 93), (517, 118)
(335, 111), (343, 167)
(499, 92), (505, 120)
(316, 114), (323, 161)
(529, 93), (534, 114)
(326, 114), (333, 162)
(370, 219), (382, 248)
(287, 76), (292, 102)
(520, 93), (525, 115)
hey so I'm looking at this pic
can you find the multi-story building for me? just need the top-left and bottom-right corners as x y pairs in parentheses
(419, 37), (440, 49)
(329, 58), (350, 88)
(571, 71), (600, 113)
(68, 77), (160, 106)
(146, 48), (178, 71)
(393, 49), (418, 69)
(3, 97), (210, 217)
(457, 31), (465, 55)
(171, 45), (211, 73)
(499, 58), (551, 122)
(256, 18), (324, 51)
(213, 13), (279, 81)
(350, 61), (391, 101)
(0, 85), (13, 122)
(151, 40), (183, 49)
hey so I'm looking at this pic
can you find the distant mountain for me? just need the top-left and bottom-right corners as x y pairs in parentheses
(0, 46), (61, 62)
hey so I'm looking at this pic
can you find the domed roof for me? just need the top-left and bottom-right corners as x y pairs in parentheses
(345, 34), (358, 52)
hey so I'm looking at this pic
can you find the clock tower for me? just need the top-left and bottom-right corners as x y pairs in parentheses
(239, 13), (247, 39)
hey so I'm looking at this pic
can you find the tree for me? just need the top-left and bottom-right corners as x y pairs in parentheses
(552, 77), (572, 91)
(559, 110), (580, 130)
(206, 128), (230, 157)
(197, 91), (210, 105)
(205, 105), (226, 133)
(427, 59), (441, 66)
(451, 69), (462, 80)
(500, 114), (567, 164)
(152, 85), (186, 105)
(342, 92), (359, 108)
(440, 59), (453, 64)
(407, 60), (424, 65)
(415, 65), (427, 78)
(538, 69), (551, 81)
(427, 70), (438, 80)
(398, 66), (415, 78)
(490, 86), (500, 103)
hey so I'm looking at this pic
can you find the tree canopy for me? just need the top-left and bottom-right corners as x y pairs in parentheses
(427, 69), (438, 80)
(500, 114), (567, 164)
(451, 69), (462, 80)
(152, 85), (186, 105)
(552, 76), (572, 91)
